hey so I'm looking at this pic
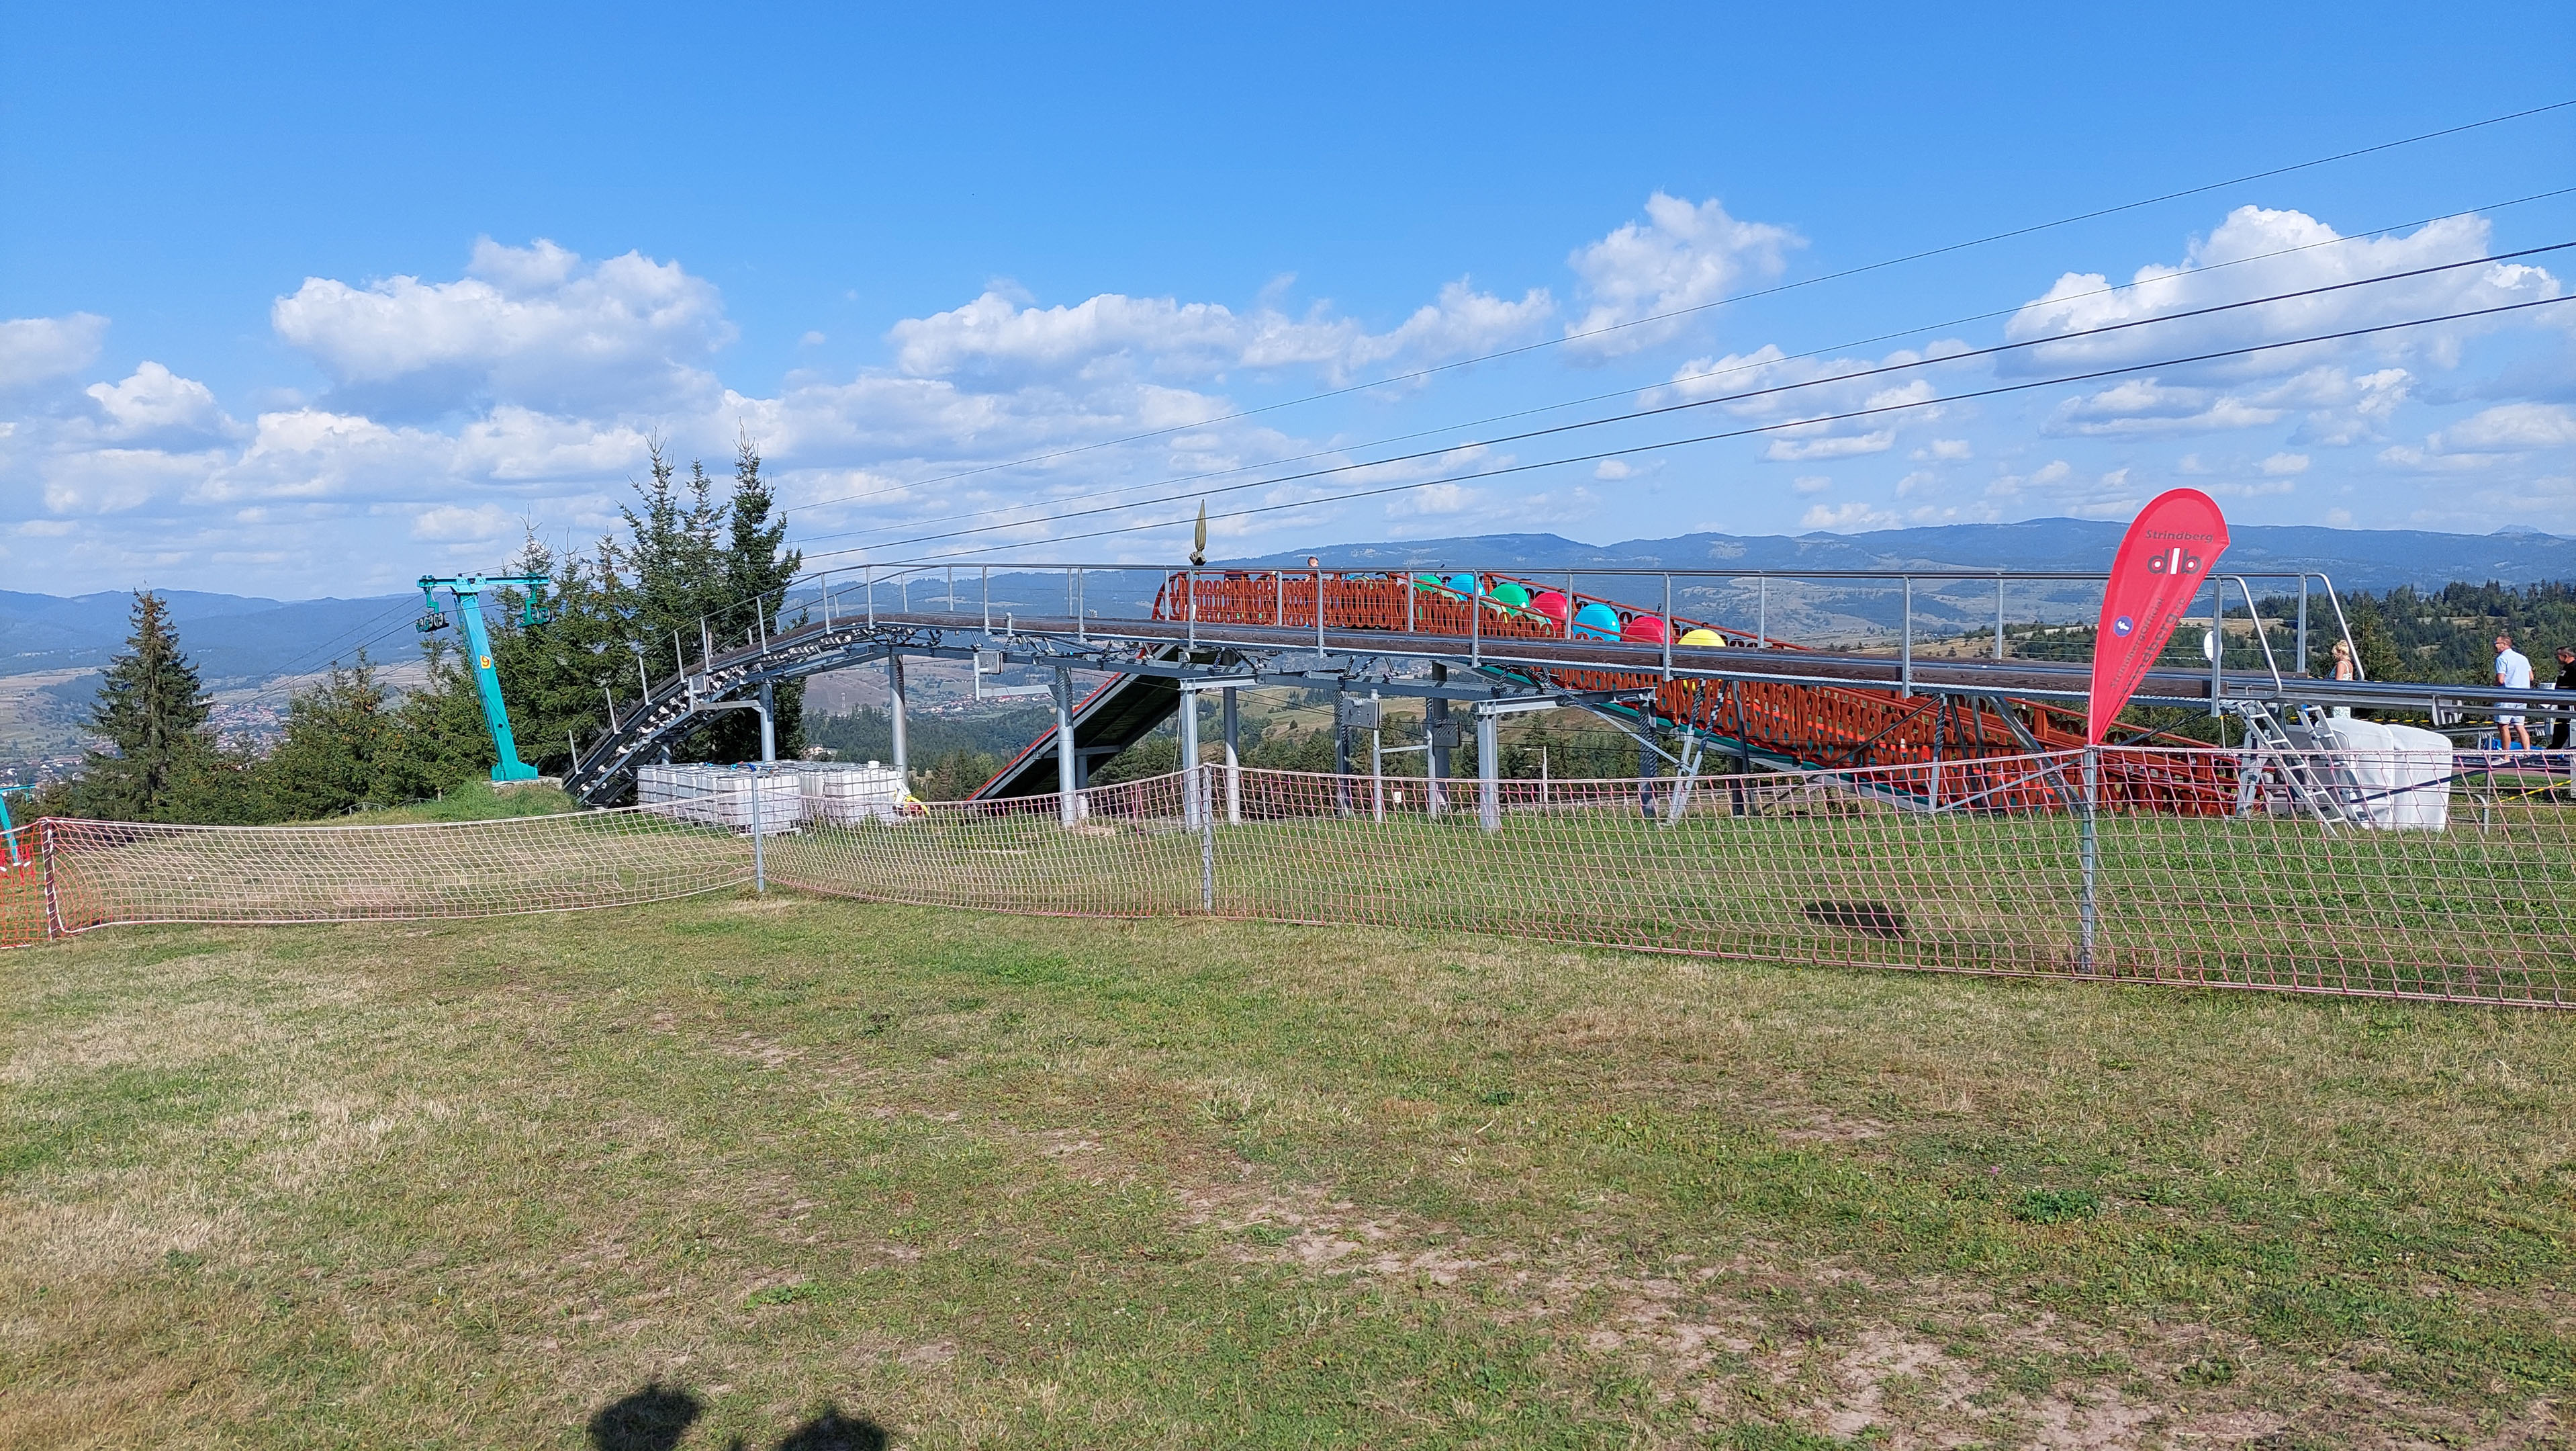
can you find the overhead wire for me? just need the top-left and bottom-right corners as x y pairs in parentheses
(796, 245), (2573, 561)
(827, 294), (2575, 568)
(790, 186), (2576, 552)
(216, 601), (434, 717)
(782, 98), (2576, 518)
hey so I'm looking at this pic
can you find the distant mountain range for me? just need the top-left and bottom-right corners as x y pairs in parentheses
(1234, 519), (2576, 590)
(0, 588), (418, 685)
(10, 519), (2576, 687)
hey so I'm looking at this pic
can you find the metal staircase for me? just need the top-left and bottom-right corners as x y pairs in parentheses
(2225, 701), (2358, 827)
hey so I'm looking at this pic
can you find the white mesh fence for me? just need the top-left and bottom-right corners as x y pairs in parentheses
(9, 748), (2571, 1008)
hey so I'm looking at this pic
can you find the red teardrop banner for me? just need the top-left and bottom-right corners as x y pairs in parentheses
(2087, 488), (2231, 744)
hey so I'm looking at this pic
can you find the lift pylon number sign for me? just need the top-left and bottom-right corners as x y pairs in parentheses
(2088, 488), (2229, 744)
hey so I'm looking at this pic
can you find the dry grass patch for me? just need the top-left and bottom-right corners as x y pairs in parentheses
(4, 897), (2573, 1448)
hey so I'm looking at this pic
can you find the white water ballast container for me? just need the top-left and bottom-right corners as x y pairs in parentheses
(636, 763), (805, 834)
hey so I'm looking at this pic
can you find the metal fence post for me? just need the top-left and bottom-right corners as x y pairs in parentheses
(1370, 688), (1385, 823)
(1198, 763), (1216, 913)
(751, 764), (767, 895)
(2078, 746), (2099, 973)
(1994, 574), (2006, 660)
(1222, 686), (1242, 825)
(1757, 577), (1767, 648)
(1054, 666), (1078, 828)
(1476, 709), (1501, 832)
(41, 818), (63, 939)
(1179, 684), (1201, 830)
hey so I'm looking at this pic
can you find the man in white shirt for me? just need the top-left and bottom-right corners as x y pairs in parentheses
(2495, 632), (2534, 750)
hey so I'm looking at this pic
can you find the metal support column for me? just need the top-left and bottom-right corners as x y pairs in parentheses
(886, 654), (909, 779)
(757, 680), (777, 764)
(1900, 577), (1913, 697)
(1053, 666), (1078, 828)
(2297, 577), (2309, 677)
(1221, 686), (1242, 824)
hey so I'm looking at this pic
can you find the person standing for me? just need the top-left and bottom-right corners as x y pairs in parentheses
(2326, 638), (2358, 719)
(2552, 646), (2576, 750)
(2495, 632), (2534, 751)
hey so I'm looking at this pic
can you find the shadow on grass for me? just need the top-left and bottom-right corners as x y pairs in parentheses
(588, 1383), (889, 1451)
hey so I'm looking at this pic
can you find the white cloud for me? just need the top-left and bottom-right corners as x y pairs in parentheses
(0, 313), (108, 390)
(1800, 500), (1898, 531)
(1913, 438), (1972, 461)
(1386, 482), (1478, 517)
(271, 238), (734, 415)
(2044, 379), (2284, 437)
(40, 445), (221, 515)
(1593, 459), (1635, 480)
(887, 277), (1550, 387)
(1792, 474), (1831, 494)
(2381, 403), (2576, 474)
(1764, 429), (1895, 461)
(85, 362), (232, 442)
(2436, 402), (2576, 453)
(406, 502), (521, 542)
(2326, 507), (2353, 527)
(1564, 194), (1799, 356)
(2003, 207), (2557, 379)
(2258, 451), (2309, 476)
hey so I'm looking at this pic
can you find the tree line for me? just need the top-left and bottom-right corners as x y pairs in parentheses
(31, 439), (801, 824)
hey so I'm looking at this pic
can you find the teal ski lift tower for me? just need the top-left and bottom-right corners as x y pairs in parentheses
(416, 573), (551, 783)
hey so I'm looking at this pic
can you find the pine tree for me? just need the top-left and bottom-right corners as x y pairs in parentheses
(256, 652), (396, 819)
(73, 591), (215, 820)
(706, 433), (805, 760)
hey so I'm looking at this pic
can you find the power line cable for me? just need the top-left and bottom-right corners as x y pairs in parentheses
(784, 99), (2576, 517)
(805, 245), (2571, 560)
(792, 188), (2576, 552)
(218, 604), (434, 717)
(829, 294), (2573, 568)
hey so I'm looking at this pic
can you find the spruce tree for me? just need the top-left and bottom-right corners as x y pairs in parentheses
(707, 434), (804, 760)
(256, 652), (396, 819)
(75, 591), (214, 820)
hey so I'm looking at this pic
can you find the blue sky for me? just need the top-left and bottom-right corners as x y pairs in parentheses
(3, 1), (2572, 598)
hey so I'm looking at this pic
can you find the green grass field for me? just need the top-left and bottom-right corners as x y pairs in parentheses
(6, 893), (2571, 1448)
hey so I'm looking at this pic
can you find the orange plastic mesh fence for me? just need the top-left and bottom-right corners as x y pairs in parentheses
(3, 808), (752, 942)
(11, 749), (2571, 1008)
